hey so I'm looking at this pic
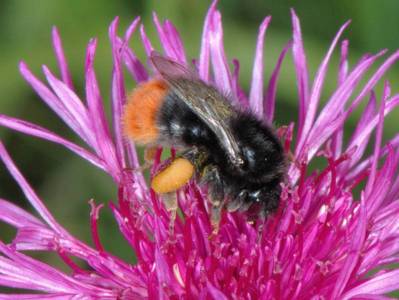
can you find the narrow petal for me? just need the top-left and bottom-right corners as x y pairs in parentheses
(365, 83), (390, 197)
(122, 18), (149, 82)
(366, 147), (398, 217)
(264, 41), (291, 122)
(124, 16), (141, 41)
(207, 282), (228, 300)
(338, 39), (349, 85)
(231, 59), (249, 106)
(0, 142), (67, 235)
(330, 39), (350, 157)
(345, 91), (377, 169)
(122, 44), (149, 83)
(19, 62), (90, 144)
(291, 9), (310, 139)
(109, 17), (127, 168)
(208, 8), (233, 93)
(0, 294), (81, 299)
(51, 27), (74, 89)
(332, 200), (367, 298)
(42, 65), (94, 146)
(0, 114), (105, 170)
(0, 242), (114, 296)
(164, 20), (187, 62)
(13, 226), (62, 251)
(347, 131), (399, 183)
(297, 21), (350, 153)
(153, 13), (186, 63)
(198, 0), (218, 81)
(0, 199), (44, 228)
(345, 50), (399, 116)
(298, 50), (387, 164)
(249, 16), (271, 117)
(122, 42), (149, 83)
(85, 39), (120, 177)
(342, 269), (399, 299)
(140, 25), (155, 59)
(347, 95), (399, 171)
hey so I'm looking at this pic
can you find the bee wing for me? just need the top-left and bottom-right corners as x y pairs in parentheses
(150, 52), (243, 166)
(150, 51), (197, 80)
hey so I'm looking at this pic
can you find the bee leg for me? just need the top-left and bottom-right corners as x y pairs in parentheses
(226, 190), (247, 212)
(144, 145), (158, 163)
(124, 146), (158, 174)
(162, 192), (178, 235)
(181, 146), (209, 171)
(140, 146), (158, 171)
(201, 165), (224, 234)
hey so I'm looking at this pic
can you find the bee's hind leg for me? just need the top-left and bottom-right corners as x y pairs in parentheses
(162, 192), (178, 235)
(125, 146), (158, 174)
(201, 164), (224, 234)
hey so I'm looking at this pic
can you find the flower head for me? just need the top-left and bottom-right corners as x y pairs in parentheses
(1, 1), (399, 299)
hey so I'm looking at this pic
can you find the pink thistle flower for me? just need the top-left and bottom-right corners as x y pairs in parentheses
(1, 1), (399, 298)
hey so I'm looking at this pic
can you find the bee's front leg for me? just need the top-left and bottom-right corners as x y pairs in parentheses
(201, 164), (224, 234)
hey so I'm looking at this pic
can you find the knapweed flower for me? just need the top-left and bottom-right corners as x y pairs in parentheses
(1, 1), (399, 299)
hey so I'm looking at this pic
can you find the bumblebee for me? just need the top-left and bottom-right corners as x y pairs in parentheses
(123, 53), (286, 228)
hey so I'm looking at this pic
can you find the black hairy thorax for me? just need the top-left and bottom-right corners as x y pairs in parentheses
(157, 89), (286, 214)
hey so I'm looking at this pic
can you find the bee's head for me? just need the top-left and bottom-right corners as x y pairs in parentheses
(228, 180), (282, 216)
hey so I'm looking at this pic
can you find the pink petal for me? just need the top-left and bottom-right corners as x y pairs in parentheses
(346, 50), (399, 117)
(264, 41), (291, 122)
(249, 16), (271, 118)
(0, 242), (113, 296)
(51, 27), (74, 90)
(342, 269), (399, 299)
(338, 39), (350, 85)
(207, 282), (228, 300)
(0, 199), (44, 228)
(42, 65), (95, 145)
(153, 13), (186, 63)
(85, 39), (121, 177)
(365, 83), (390, 198)
(109, 17), (127, 168)
(0, 294), (78, 299)
(299, 50), (387, 163)
(122, 18), (149, 83)
(0, 114), (105, 170)
(297, 21), (350, 154)
(231, 59), (249, 106)
(291, 9), (310, 139)
(0, 142), (68, 235)
(164, 20), (187, 62)
(332, 200), (367, 298)
(122, 42), (149, 83)
(198, 0), (218, 81)
(345, 91), (377, 169)
(208, 8), (233, 93)
(140, 25), (155, 59)
(19, 62), (90, 144)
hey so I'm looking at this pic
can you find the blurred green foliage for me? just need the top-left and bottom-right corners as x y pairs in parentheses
(0, 0), (399, 296)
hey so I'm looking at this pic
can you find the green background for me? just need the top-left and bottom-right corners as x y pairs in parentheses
(0, 0), (398, 296)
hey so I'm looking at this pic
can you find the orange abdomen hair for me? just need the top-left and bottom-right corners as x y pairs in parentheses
(123, 79), (168, 145)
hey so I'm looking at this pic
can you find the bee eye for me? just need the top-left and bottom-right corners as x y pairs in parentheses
(241, 146), (256, 169)
(242, 147), (255, 160)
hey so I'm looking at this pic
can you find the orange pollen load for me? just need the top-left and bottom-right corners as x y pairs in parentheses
(123, 79), (168, 145)
(151, 158), (195, 194)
